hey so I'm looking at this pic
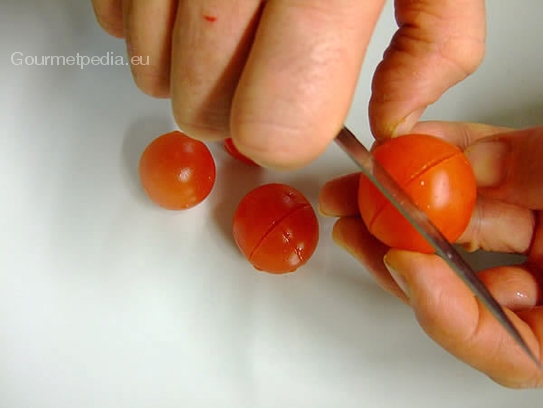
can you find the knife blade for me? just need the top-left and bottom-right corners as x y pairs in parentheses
(335, 126), (540, 367)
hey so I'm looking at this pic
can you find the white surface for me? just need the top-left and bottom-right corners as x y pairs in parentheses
(1, 1), (542, 407)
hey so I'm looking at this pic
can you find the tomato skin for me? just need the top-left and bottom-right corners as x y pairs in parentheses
(358, 134), (477, 253)
(233, 183), (319, 274)
(139, 131), (216, 210)
(224, 138), (259, 166)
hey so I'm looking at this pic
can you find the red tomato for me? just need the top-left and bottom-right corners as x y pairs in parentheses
(139, 130), (216, 210)
(224, 138), (259, 166)
(233, 183), (319, 274)
(358, 134), (477, 253)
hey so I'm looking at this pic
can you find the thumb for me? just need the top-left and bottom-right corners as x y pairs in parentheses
(382, 249), (542, 387)
(464, 127), (543, 210)
(369, 0), (486, 139)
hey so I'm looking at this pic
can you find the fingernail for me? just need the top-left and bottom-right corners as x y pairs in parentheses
(332, 225), (359, 260)
(317, 203), (332, 217)
(332, 228), (350, 252)
(317, 185), (333, 217)
(391, 110), (420, 137)
(383, 254), (410, 299)
(464, 140), (511, 187)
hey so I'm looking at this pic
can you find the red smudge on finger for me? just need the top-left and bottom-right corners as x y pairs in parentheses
(203, 15), (217, 22)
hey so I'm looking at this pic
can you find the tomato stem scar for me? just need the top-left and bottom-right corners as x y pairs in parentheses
(203, 15), (217, 22)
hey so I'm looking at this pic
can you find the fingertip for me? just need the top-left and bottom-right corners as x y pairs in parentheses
(232, 121), (333, 170)
(131, 69), (171, 98)
(318, 173), (361, 217)
(122, 0), (177, 99)
(332, 218), (407, 300)
(383, 249), (461, 301)
(98, 18), (125, 39)
(383, 249), (478, 339)
(331, 217), (374, 259)
(369, 0), (486, 140)
(92, 0), (125, 38)
(369, 99), (424, 139)
(171, 100), (230, 142)
(229, 0), (377, 169)
(331, 217), (354, 251)
(169, 1), (261, 144)
(382, 251), (411, 299)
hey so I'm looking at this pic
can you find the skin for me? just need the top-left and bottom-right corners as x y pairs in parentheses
(91, 0), (543, 388)
(319, 123), (543, 388)
(91, 0), (486, 168)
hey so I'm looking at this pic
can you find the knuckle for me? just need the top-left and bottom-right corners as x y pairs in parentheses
(389, 26), (484, 79)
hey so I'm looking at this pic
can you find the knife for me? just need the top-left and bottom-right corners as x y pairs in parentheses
(335, 126), (540, 367)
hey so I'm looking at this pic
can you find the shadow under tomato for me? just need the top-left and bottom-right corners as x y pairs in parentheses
(210, 153), (264, 252)
(121, 114), (175, 206)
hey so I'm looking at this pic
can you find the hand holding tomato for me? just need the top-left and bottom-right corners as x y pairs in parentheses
(319, 123), (543, 388)
(91, 0), (485, 168)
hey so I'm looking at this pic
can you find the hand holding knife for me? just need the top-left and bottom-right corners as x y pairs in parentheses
(334, 126), (540, 368)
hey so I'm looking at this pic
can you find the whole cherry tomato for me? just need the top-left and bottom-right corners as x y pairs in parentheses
(233, 183), (319, 274)
(358, 134), (477, 253)
(223, 138), (259, 166)
(139, 130), (216, 210)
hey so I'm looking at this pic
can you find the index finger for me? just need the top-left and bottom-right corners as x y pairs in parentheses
(231, 0), (386, 169)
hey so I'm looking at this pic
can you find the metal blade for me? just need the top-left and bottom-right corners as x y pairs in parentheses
(335, 126), (540, 367)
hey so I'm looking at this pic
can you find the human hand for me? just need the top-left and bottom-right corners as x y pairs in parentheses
(91, 0), (485, 168)
(319, 122), (543, 388)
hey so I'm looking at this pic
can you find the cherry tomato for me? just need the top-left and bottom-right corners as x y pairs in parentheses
(139, 130), (216, 210)
(224, 138), (259, 166)
(233, 183), (319, 274)
(358, 134), (477, 253)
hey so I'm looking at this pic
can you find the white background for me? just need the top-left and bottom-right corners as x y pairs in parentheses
(1, 1), (543, 407)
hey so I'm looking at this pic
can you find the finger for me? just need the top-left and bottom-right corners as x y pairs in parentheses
(92, 0), (124, 38)
(318, 172), (535, 254)
(410, 121), (513, 150)
(123, 0), (178, 98)
(318, 172), (360, 217)
(316, 121), (515, 218)
(457, 195), (534, 254)
(318, 127), (537, 253)
(171, 0), (262, 141)
(464, 127), (543, 209)
(332, 217), (407, 301)
(369, 0), (486, 139)
(231, 0), (386, 169)
(384, 250), (543, 388)
(477, 265), (543, 311)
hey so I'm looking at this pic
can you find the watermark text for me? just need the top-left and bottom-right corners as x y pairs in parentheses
(11, 52), (149, 69)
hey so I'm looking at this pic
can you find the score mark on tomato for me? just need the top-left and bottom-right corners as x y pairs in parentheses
(358, 134), (477, 253)
(233, 183), (319, 274)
